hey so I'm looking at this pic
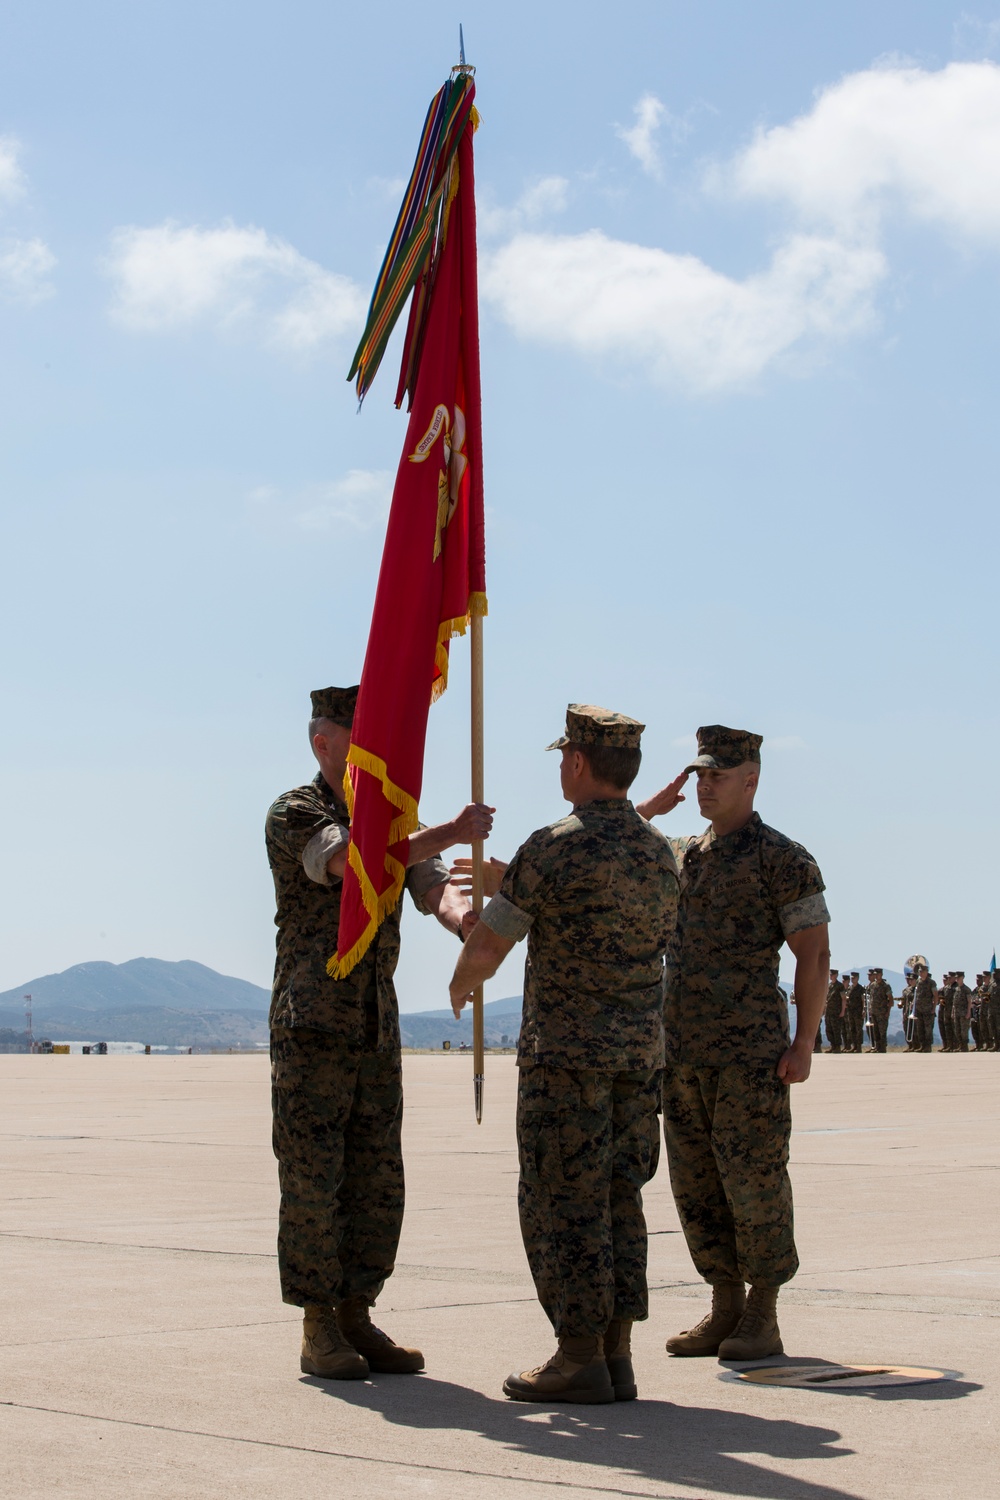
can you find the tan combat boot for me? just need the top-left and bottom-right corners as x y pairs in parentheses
(336, 1294), (424, 1374)
(604, 1318), (637, 1401)
(503, 1334), (615, 1404)
(665, 1282), (746, 1356)
(717, 1285), (783, 1361)
(300, 1305), (369, 1379)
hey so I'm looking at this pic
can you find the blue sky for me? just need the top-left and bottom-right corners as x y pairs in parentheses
(1, 2), (998, 1008)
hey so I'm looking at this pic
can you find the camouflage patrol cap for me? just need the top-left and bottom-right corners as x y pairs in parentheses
(685, 724), (762, 772)
(546, 703), (644, 751)
(310, 685), (359, 728)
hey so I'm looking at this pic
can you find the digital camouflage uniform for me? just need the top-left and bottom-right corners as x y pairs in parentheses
(911, 975), (937, 1052)
(937, 980), (955, 1051)
(987, 973), (1000, 1050)
(824, 977), (846, 1052)
(663, 727), (830, 1292)
(950, 980), (972, 1051)
(970, 979), (985, 1050)
(844, 980), (865, 1052)
(865, 976), (894, 1053)
(267, 735), (449, 1310)
(980, 975), (997, 1050)
(480, 707), (680, 1341)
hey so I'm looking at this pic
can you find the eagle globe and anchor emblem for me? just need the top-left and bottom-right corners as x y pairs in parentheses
(409, 401), (468, 561)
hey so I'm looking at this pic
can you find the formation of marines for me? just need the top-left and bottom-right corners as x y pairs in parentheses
(266, 695), (832, 1401)
(894, 967), (1000, 1053)
(821, 966), (1000, 1053)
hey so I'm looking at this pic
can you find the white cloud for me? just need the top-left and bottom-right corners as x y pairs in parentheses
(0, 137), (26, 201)
(249, 470), (394, 532)
(480, 176), (569, 237)
(725, 60), (1000, 243)
(0, 238), (56, 304)
(953, 13), (1000, 59)
(487, 61), (1000, 393)
(484, 230), (884, 393)
(0, 137), (57, 305)
(107, 221), (365, 349)
(616, 93), (667, 177)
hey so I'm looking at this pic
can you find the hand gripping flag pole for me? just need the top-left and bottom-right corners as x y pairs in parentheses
(336, 44), (488, 1121)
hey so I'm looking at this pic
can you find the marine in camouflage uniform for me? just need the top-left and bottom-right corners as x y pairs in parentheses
(950, 972), (972, 1051)
(910, 968), (937, 1052)
(987, 971), (1000, 1050)
(823, 970), (846, 1052)
(980, 973), (997, 1050)
(449, 705), (680, 1404)
(844, 972), (865, 1052)
(640, 726), (831, 1363)
(268, 685), (488, 1379)
(937, 974), (955, 1051)
(865, 968), (894, 1052)
(970, 975), (985, 1050)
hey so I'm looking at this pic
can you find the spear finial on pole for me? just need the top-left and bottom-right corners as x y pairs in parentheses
(453, 25), (475, 76)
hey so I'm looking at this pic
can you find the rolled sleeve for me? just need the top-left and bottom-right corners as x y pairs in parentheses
(780, 891), (831, 938)
(479, 892), (533, 942)
(406, 854), (451, 914)
(301, 824), (350, 885)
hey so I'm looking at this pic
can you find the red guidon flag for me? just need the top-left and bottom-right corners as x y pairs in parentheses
(331, 110), (485, 979)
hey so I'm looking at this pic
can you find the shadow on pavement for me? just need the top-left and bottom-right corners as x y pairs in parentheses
(304, 1374), (862, 1500)
(718, 1353), (982, 1403)
(820, 1381), (981, 1403)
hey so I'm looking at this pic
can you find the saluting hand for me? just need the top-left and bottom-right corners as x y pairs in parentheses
(635, 772), (689, 821)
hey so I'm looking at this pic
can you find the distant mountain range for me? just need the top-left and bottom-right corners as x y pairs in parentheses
(0, 954), (917, 1054)
(399, 995), (523, 1049)
(0, 958), (270, 1049)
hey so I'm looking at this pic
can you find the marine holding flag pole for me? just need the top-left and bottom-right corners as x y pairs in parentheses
(334, 42), (489, 1121)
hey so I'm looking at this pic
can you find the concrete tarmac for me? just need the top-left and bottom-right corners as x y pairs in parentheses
(1, 1051), (996, 1499)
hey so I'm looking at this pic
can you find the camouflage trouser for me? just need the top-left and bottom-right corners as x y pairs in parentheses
(270, 1027), (403, 1308)
(983, 1003), (997, 1048)
(950, 1006), (969, 1050)
(516, 1064), (661, 1339)
(911, 1009), (934, 1052)
(823, 1009), (844, 1051)
(662, 1064), (798, 1289)
(845, 1006), (864, 1051)
(871, 1011), (889, 1052)
(937, 1007), (953, 1049)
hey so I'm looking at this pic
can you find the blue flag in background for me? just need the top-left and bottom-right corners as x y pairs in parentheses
(991, 951), (997, 973)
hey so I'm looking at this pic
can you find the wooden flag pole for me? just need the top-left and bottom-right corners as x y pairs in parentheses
(471, 611), (485, 1122)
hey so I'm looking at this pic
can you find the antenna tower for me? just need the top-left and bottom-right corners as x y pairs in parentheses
(24, 994), (33, 1053)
